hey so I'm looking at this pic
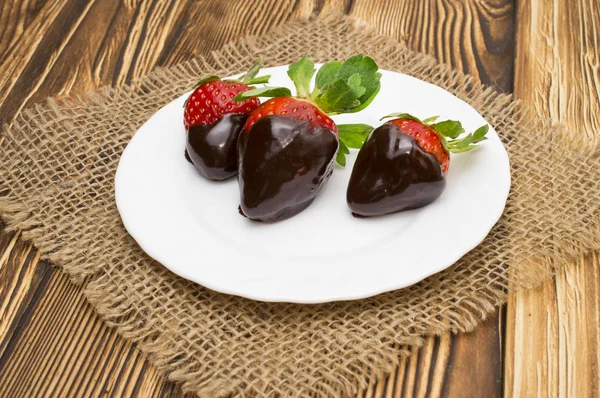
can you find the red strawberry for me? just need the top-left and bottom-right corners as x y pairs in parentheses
(386, 118), (450, 172)
(183, 60), (270, 129)
(242, 97), (337, 134)
(233, 55), (382, 221)
(383, 113), (488, 174)
(184, 80), (259, 129)
(183, 61), (270, 181)
(347, 113), (489, 217)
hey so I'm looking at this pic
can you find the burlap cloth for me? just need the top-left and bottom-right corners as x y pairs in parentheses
(1, 14), (599, 397)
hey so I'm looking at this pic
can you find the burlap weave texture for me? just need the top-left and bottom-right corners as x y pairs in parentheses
(1, 15), (599, 398)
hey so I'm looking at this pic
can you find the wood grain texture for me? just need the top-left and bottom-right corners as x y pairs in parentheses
(0, 0), (594, 396)
(0, 227), (194, 398)
(504, 255), (600, 398)
(504, 1), (600, 396)
(511, 0), (600, 144)
(356, 315), (502, 398)
(343, 0), (515, 91)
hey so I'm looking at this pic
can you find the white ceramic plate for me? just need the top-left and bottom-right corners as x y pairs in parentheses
(115, 66), (511, 303)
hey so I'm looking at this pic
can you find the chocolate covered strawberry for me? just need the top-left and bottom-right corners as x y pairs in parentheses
(347, 114), (489, 217)
(234, 55), (381, 222)
(183, 60), (270, 180)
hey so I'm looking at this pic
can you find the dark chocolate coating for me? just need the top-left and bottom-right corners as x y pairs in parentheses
(185, 114), (247, 180)
(347, 123), (446, 217)
(184, 149), (193, 164)
(238, 115), (339, 222)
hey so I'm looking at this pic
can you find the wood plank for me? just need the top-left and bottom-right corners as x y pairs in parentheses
(343, 0), (515, 91)
(0, 0), (86, 123)
(0, 230), (48, 361)
(0, 231), (193, 397)
(0, 0), (45, 52)
(156, 0), (314, 67)
(0, 0), (514, 396)
(358, 316), (502, 398)
(504, 0), (600, 396)
(505, 256), (600, 397)
(511, 0), (600, 144)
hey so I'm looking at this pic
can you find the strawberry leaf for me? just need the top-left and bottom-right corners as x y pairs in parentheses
(239, 59), (262, 84)
(335, 54), (365, 80)
(335, 55), (381, 106)
(233, 86), (292, 101)
(287, 56), (315, 98)
(314, 61), (342, 94)
(311, 54), (381, 114)
(380, 113), (421, 122)
(336, 139), (350, 166)
(339, 139), (350, 154)
(347, 73), (366, 99)
(314, 80), (361, 114)
(192, 75), (220, 88)
(335, 125), (372, 166)
(422, 116), (440, 124)
(447, 124), (489, 153)
(343, 83), (380, 114)
(432, 120), (464, 139)
(245, 75), (271, 85)
(472, 124), (490, 140)
(235, 59), (271, 85)
(449, 144), (481, 153)
(337, 124), (373, 148)
(336, 151), (346, 167)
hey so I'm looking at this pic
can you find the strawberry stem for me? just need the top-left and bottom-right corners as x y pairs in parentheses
(245, 75), (270, 85)
(287, 56), (315, 99)
(233, 86), (291, 102)
(239, 59), (263, 84)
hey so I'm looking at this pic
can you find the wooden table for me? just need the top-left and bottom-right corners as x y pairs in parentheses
(1, 1), (598, 396)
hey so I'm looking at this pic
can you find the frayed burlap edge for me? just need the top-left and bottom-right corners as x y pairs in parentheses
(1, 13), (599, 398)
